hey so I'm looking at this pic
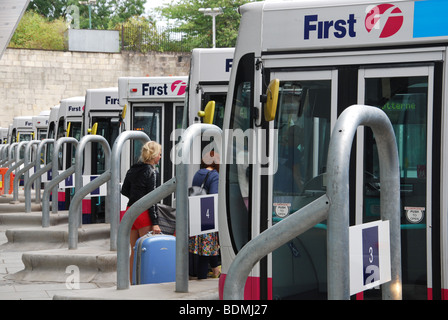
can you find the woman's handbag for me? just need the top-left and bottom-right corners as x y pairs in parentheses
(157, 203), (176, 235)
(188, 171), (211, 196)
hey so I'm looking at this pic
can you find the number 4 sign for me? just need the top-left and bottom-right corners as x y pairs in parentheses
(349, 220), (391, 296)
(188, 194), (219, 236)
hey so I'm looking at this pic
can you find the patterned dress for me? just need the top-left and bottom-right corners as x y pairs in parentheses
(188, 168), (220, 256)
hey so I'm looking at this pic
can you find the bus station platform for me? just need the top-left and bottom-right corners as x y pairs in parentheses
(0, 193), (219, 300)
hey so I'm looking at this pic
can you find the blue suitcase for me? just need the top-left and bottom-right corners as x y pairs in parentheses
(132, 232), (176, 285)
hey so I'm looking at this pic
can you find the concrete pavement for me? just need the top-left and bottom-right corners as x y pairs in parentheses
(0, 227), (110, 300)
(0, 193), (220, 300)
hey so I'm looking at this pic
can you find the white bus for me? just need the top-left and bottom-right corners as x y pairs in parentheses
(45, 105), (60, 165)
(118, 76), (187, 206)
(10, 116), (34, 143)
(0, 128), (9, 144)
(185, 48), (234, 128)
(55, 96), (84, 211)
(219, 0), (448, 300)
(33, 110), (50, 141)
(81, 87), (122, 223)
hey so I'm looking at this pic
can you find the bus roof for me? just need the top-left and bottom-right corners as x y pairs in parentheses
(238, 0), (448, 53)
(32, 113), (49, 129)
(84, 87), (121, 111)
(58, 96), (84, 119)
(190, 48), (234, 83)
(12, 116), (33, 130)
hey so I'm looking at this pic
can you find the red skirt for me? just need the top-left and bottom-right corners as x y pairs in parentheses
(120, 207), (153, 231)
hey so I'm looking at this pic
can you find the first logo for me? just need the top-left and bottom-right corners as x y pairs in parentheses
(365, 4), (404, 38)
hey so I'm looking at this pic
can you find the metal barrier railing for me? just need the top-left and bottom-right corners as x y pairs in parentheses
(0, 144), (9, 167)
(223, 105), (402, 300)
(4, 141), (27, 195)
(24, 139), (54, 210)
(109, 131), (150, 251)
(68, 134), (111, 249)
(12, 140), (40, 202)
(115, 123), (222, 293)
(41, 137), (78, 226)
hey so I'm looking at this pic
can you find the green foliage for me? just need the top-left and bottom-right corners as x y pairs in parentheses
(9, 11), (67, 50)
(11, 0), (259, 52)
(159, 0), (255, 48)
(119, 16), (200, 52)
(27, 0), (146, 30)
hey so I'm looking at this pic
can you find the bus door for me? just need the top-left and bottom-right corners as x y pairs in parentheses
(87, 113), (122, 223)
(131, 102), (183, 205)
(199, 85), (227, 128)
(357, 65), (435, 300)
(267, 70), (337, 299)
(63, 121), (82, 211)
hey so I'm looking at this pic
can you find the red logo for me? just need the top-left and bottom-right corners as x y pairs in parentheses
(171, 80), (187, 96)
(365, 4), (404, 38)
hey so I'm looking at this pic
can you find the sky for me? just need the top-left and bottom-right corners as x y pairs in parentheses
(145, 0), (172, 14)
(144, 0), (174, 26)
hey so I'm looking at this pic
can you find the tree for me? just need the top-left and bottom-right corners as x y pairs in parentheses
(159, 0), (256, 48)
(9, 11), (67, 50)
(27, 0), (147, 30)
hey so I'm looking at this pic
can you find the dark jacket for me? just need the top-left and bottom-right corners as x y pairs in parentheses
(121, 162), (160, 225)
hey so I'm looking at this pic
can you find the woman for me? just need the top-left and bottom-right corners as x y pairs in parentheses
(120, 141), (162, 281)
(189, 151), (221, 279)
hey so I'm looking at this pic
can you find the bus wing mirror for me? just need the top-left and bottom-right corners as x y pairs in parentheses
(265, 79), (280, 122)
(87, 122), (98, 135)
(197, 100), (216, 124)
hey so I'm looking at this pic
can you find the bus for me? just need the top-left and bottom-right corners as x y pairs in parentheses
(81, 87), (122, 223)
(33, 110), (50, 141)
(219, 0), (448, 300)
(55, 96), (84, 211)
(10, 116), (34, 143)
(0, 128), (8, 144)
(185, 48), (234, 128)
(32, 110), (50, 166)
(118, 76), (187, 206)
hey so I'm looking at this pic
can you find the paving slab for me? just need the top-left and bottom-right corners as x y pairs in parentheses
(0, 223), (110, 251)
(53, 278), (219, 300)
(7, 245), (116, 284)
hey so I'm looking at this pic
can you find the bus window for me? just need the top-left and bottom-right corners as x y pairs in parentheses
(202, 93), (226, 128)
(91, 117), (121, 174)
(19, 133), (32, 142)
(272, 79), (331, 300)
(226, 53), (253, 253)
(273, 80), (331, 217)
(68, 122), (82, 166)
(132, 106), (161, 164)
(363, 75), (428, 299)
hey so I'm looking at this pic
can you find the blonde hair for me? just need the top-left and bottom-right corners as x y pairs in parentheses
(140, 141), (161, 164)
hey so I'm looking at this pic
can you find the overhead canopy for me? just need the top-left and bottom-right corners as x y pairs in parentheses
(0, 0), (30, 59)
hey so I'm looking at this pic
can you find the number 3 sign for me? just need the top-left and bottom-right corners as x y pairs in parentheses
(349, 220), (391, 296)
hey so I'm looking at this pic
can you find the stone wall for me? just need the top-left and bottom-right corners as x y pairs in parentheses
(0, 48), (191, 128)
